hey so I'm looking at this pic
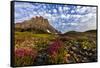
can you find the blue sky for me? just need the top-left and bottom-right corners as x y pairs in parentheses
(14, 2), (96, 33)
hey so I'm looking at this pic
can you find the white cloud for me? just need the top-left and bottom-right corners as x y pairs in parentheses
(59, 6), (62, 12)
(61, 14), (67, 18)
(65, 14), (70, 19)
(71, 10), (75, 13)
(32, 11), (38, 15)
(77, 6), (81, 9)
(62, 23), (66, 26)
(42, 4), (47, 9)
(63, 6), (69, 11)
(67, 23), (78, 26)
(15, 2), (35, 9)
(44, 13), (51, 17)
(75, 12), (96, 32)
(76, 7), (89, 14)
(53, 9), (57, 13)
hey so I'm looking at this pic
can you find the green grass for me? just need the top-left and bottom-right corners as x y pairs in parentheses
(15, 32), (55, 38)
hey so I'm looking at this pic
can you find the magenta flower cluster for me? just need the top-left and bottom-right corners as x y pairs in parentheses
(15, 47), (37, 58)
(47, 40), (62, 55)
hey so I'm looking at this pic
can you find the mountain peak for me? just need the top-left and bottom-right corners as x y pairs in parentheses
(15, 16), (60, 34)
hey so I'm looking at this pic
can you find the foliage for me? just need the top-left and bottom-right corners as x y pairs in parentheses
(15, 47), (38, 66)
(14, 31), (97, 66)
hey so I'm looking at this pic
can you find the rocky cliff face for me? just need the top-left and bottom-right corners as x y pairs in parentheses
(15, 16), (60, 34)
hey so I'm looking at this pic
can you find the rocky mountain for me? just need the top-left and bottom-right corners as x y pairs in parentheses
(15, 16), (60, 34)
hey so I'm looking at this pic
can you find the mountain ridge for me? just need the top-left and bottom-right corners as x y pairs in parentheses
(15, 16), (60, 34)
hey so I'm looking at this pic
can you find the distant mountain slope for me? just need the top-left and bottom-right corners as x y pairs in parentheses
(85, 30), (97, 33)
(64, 30), (97, 34)
(15, 16), (60, 34)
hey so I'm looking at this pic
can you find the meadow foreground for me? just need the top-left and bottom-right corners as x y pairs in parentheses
(14, 31), (97, 66)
